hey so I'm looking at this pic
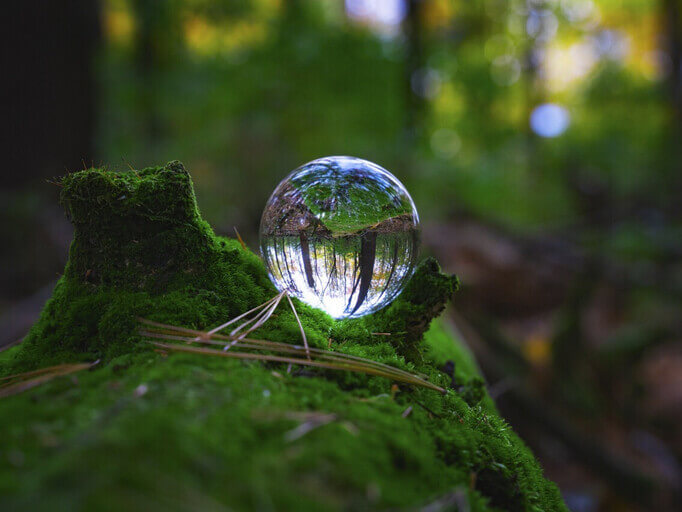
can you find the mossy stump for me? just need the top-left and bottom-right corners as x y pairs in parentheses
(0, 162), (567, 511)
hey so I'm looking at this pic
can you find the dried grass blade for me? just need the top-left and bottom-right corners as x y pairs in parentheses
(231, 292), (284, 339)
(206, 294), (279, 335)
(0, 361), (95, 399)
(148, 341), (445, 393)
(223, 294), (284, 352)
(1, 363), (89, 382)
(233, 227), (247, 250)
(286, 294), (310, 360)
(228, 292), (282, 338)
(138, 319), (432, 380)
(141, 328), (409, 377)
(140, 326), (408, 379)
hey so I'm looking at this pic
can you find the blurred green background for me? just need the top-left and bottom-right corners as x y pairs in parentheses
(3, 1), (681, 510)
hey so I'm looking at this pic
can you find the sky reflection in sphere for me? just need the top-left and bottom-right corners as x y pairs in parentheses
(259, 156), (420, 319)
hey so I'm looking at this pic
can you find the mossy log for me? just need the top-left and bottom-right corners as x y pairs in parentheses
(0, 162), (567, 511)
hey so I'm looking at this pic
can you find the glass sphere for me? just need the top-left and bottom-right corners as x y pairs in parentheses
(259, 156), (420, 319)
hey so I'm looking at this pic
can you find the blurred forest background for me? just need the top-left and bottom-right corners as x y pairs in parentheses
(2, 0), (681, 510)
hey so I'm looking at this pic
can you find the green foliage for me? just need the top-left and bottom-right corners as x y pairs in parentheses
(290, 161), (413, 234)
(100, 0), (681, 245)
(0, 163), (566, 511)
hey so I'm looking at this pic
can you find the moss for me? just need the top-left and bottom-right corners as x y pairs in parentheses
(0, 162), (566, 511)
(360, 257), (459, 363)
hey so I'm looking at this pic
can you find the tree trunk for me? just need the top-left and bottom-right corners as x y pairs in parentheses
(403, 0), (424, 145)
(2, 0), (100, 187)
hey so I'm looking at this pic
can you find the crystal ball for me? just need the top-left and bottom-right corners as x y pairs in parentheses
(259, 156), (420, 319)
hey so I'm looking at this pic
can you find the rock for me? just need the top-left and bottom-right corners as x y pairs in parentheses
(0, 162), (567, 511)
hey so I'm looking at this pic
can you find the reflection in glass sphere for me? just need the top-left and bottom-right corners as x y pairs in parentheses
(259, 156), (420, 319)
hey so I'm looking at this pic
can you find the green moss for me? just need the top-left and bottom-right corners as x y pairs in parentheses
(0, 162), (566, 511)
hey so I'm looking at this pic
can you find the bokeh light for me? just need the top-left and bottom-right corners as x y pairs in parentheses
(345, 0), (406, 28)
(431, 129), (462, 159)
(530, 103), (570, 138)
